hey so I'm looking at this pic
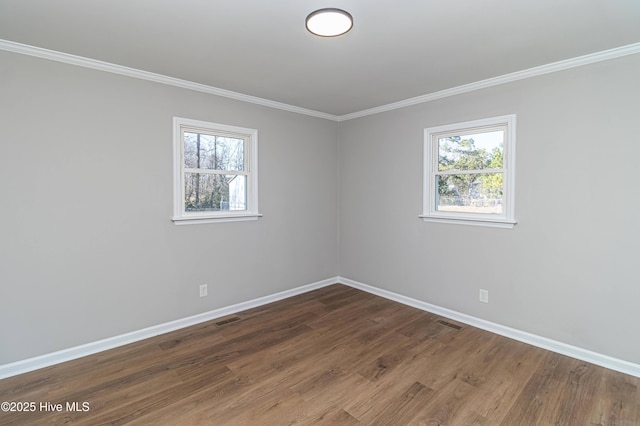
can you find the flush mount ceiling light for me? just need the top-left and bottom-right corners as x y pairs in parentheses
(306, 8), (353, 37)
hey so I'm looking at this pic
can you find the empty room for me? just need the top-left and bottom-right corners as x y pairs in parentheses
(1, 1), (639, 424)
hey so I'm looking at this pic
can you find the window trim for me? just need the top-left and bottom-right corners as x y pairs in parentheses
(172, 117), (260, 225)
(420, 115), (517, 228)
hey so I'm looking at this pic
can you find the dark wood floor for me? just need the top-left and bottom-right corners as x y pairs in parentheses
(1, 284), (638, 425)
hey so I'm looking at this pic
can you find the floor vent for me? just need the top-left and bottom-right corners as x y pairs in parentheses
(216, 316), (241, 326)
(436, 319), (462, 330)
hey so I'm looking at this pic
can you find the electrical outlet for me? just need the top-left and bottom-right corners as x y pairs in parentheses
(479, 289), (489, 303)
(199, 284), (208, 298)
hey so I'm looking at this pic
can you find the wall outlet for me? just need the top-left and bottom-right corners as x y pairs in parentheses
(479, 289), (489, 303)
(199, 284), (208, 298)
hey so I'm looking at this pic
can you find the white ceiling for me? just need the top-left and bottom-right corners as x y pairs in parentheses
(1, 0), (640, 117)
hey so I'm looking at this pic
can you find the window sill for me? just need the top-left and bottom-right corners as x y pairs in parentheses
(172, 213), (262, 225)
(419, 215), (516, 229)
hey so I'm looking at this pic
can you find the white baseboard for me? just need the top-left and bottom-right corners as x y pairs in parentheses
(3, 276), (638, 380)
(0, 277), (336, 380)
(338, 276), (640, 378)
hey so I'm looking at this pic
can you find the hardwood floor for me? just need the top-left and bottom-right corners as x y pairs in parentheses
(1, 284), (638, 425)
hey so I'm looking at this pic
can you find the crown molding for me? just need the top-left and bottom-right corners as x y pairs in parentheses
(0, 39), (340, 122)
(337, 42), (640, 121)
(2, 38), (639, 123)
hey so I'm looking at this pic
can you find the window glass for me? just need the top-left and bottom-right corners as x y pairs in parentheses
(422, 115), (516, 228)
(173, 117), (259, 224)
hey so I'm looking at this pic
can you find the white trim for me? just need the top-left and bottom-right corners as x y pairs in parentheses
(2, 276), (638, 380)
(338, 42), (640, 121)
(0, 278), (336, 380)
(419, 215), (516, 229)
(337, 277), (640, 378)
(2, 39), (639, 123)
(0, 39), (339, 122)
(172, 213), (263, 225)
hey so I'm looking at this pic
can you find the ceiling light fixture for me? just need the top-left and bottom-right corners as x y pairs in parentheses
(305, 8), (353, 37)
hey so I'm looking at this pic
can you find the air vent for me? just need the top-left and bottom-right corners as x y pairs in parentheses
(436, 319), (462, 330)
(216, 316), (241, 326)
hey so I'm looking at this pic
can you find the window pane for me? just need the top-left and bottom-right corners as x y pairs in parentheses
(184, 132), (244, 171)
(184, 173), (247, 212)
(438, 130), (503, 171)
(436, 173), (503, 214)
(215, 137), (245, 171)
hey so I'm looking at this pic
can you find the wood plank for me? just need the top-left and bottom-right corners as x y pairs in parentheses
(405, 377), (479, 425)
(587, 369), (639, 426)
(369, 381), (435, 425)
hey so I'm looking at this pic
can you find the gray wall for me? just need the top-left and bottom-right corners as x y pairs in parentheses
(2, 47), (639, 368)
(0, 51), (339, 364)
(339, 54), (640, 364)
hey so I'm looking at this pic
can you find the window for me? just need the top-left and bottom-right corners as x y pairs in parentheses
(421, 115), (516, 228)
(172, 117), (260, 224)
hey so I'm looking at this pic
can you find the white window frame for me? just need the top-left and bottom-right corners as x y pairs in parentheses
(420, 115), (516, 228)
(172, 117), (260, 225)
